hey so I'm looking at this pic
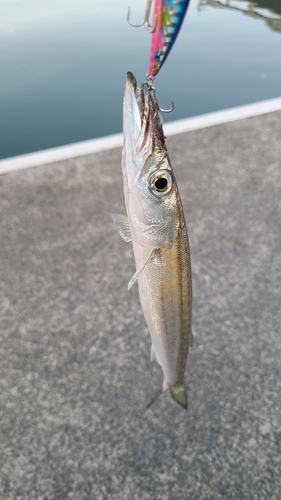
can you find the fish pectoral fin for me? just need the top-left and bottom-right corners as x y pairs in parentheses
(127, 249), (157, 290)
(150, 344), (162, 366)
(111, 214), (132, 242)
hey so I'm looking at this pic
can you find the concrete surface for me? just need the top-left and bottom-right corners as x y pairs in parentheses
(0, 111), (281, 499)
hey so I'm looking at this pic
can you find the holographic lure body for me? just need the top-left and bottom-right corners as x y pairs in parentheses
(148, 0), (190, 77)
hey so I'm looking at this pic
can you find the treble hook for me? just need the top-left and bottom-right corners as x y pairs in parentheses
(159, 101), (175, 113)
(152, 101), (174, 119)
(127, 0), (156, 33)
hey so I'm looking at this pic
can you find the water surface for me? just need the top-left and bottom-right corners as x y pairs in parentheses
(0, 0), (281, 159)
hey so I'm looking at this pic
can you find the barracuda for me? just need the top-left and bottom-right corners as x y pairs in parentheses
(112, 72), (192, 409)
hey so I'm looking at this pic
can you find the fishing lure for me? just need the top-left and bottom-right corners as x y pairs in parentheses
(128, 0), (191, 78)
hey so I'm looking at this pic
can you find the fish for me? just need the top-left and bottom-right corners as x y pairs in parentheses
(112, 72), (192, 409)
(148, 0), (191, 77)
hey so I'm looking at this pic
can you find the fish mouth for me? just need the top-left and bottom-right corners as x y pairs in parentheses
(123, 72), (166, 160)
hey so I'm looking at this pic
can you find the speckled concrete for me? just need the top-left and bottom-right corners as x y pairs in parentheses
(0, 111), (281, 500)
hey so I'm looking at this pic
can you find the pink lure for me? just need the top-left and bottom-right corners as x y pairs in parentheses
(148, 0), (190, 78)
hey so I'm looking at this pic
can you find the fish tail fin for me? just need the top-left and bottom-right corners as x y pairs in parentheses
(146, 383), (188, 410)
(170, 383), (188, 409)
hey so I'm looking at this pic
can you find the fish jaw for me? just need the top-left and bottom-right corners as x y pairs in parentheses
(122, 72), (141, 172)
(122, 72), (150, 246)
(122, 72), (154, 207)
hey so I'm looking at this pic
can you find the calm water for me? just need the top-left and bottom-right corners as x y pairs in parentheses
(0, 0), (281, 159)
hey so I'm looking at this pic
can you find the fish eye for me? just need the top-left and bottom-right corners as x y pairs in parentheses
(155, 177), (168, 190)
(149, 169), (173, 197)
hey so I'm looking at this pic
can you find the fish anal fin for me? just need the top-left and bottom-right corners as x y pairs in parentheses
(111, 214), (132, 242)
(128, 248), (157, 290)
(170, 384), (188, 409)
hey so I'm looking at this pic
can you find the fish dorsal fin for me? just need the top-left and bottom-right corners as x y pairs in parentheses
(111, 214), (132, 242)
(127, 248), (157, 290)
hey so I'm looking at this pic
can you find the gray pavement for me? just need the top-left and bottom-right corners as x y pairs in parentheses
(0, 111), (281, 499)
